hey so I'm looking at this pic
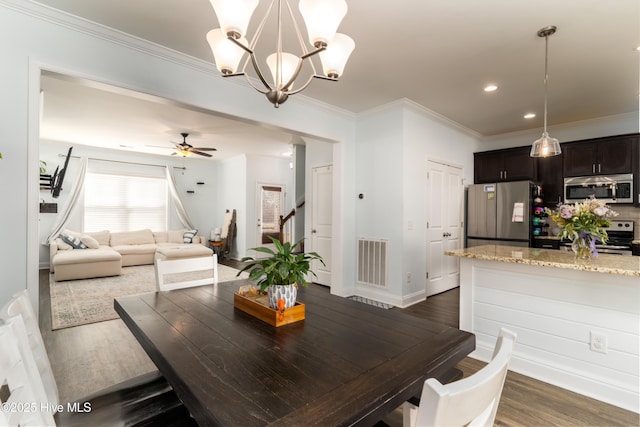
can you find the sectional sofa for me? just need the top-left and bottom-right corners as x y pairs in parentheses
(50, 228), (212, 281)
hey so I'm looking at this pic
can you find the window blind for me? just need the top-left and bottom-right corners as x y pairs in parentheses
(84, 172), (167, 232)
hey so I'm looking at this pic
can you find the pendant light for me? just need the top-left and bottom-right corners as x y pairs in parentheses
(530, 25), (561, 158)
(206, 0), (355, 108)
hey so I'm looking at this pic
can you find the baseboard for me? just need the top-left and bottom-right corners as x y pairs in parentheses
(471, 339), (639, 414)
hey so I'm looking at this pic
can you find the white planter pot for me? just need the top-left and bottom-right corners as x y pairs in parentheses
(268, 284), (297, 309)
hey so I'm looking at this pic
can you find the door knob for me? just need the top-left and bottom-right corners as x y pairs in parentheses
(312, 229), (317, 234)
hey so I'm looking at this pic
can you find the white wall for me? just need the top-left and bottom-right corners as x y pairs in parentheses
(217, 155), (247, 259)
(0, 1), (355, 308)
(354, 100), (480, 306)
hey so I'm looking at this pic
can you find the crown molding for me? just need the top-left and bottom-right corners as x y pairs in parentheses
(358, 98), (483, 140)
(3, 0), (355, 119)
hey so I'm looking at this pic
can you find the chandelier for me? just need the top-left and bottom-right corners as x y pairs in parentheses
(530, 25), (561, 158)
(206, 0), (355, 108)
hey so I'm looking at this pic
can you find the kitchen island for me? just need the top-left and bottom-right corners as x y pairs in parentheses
(446, 245), (639, 413)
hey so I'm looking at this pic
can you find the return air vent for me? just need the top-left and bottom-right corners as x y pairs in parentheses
(357, 238), (388, 288)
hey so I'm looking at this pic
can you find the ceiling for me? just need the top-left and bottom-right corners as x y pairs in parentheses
(35, 0), (639, 159)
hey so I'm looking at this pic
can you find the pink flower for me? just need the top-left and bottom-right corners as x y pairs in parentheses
(560, 206), (574, 219)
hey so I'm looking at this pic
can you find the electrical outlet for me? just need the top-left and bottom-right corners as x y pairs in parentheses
(406, 273), (412, 283)
(590, 331), (608, 354)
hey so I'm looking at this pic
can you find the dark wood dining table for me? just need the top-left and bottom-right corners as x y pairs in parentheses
(114, 281), (475, 427)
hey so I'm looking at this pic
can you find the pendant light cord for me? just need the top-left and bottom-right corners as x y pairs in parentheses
(543, 34), (549, 134)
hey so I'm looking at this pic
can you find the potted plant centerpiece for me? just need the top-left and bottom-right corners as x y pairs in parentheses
(237, 237), (324, 310)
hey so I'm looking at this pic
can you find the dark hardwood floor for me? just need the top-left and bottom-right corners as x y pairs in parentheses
(39, 265), (639, 426)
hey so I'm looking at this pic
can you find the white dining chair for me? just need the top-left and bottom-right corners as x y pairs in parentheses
(0, 318), (56, 426)
(404, 328), (517, 427)
(0, 290), (59, 406)
(0, 291), (197, 426)
(155, 254), (219, 291)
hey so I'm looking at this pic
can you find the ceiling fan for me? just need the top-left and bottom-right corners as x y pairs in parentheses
(150, 132), (217, 157)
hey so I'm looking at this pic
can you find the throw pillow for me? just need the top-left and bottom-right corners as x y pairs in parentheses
(80, 234), (100, 249)
(183, 229), (198, 243)
(55, 237), (72, 251)
(60, 233), (88, 249)
(61, 229), (99, 249)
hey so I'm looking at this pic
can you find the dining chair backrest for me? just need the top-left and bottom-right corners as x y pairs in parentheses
(0, 318), (56, 426)
(155, 255), (218, 291)
(0, 291), (59, 406)
(406, 328), (517, 427)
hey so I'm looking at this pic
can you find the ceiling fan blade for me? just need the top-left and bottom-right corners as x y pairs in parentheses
(193, 147), (217, 151)
(189, 149), (212, 157)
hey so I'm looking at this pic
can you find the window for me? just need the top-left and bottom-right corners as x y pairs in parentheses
(84, 172), (167, 232)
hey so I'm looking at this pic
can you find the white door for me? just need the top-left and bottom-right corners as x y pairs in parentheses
(311, 165), (332, 286)
(426, 161), (463, 297)
(256, 184), (285, 257)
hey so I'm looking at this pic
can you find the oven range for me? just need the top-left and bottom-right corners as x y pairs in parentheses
(559, 219), (635, 256)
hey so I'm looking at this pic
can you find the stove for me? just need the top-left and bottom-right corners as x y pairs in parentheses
(559, 219), (635, 256)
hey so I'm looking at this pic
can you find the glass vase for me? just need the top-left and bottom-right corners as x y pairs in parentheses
(571, 235), (595, 260)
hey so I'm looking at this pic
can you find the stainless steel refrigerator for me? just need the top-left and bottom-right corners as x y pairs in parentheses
(466, 181), (533, 248)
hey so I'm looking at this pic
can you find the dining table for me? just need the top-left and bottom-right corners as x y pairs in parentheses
(114, 281), (475, 427)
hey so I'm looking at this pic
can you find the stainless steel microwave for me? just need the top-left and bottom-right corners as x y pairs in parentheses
(564, 174), (633, 204)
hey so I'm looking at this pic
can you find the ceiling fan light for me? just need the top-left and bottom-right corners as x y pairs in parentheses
(530, 132), (561, 157)
(299, 0), (347, 48)
(208, 0), (258, 38)
(206, 29), (246, 74)
(319, 33), (354, 78)
(266, 52), (300, 89)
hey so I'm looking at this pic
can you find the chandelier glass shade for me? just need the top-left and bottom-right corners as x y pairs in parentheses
(530, 25), (561, 158)
(206, 0), (355, 107)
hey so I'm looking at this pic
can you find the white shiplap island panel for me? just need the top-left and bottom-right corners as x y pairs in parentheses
(446, 245), (639, 413)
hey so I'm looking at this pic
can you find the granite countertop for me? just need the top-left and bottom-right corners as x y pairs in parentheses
(633, 240), (640, 245)
(446, 245), (640, 277)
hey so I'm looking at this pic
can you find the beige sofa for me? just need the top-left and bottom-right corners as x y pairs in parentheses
(50, 228), (212, 281)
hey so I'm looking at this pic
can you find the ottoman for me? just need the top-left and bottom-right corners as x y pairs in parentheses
(155, 244), (213, 260)
(53, 247), (122, 281)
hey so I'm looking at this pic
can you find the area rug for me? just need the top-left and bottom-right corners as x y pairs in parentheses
(50, 264), (247, 330)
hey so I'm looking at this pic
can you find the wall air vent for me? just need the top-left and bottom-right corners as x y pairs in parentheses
(357, 238), (388, 288)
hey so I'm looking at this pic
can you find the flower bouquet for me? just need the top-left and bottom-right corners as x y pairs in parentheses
(545, 197), (617, 259)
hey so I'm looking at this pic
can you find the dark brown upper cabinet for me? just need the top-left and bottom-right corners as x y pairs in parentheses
(474, 146), (536, 183)
(563, 136), (634, 177)
(535, 152), (564, 207)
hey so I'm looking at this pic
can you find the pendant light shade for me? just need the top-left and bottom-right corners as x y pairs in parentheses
(530, 132), (561, 157)
(208, 0), (259, 38)
(206, 29), (246, 75)
(299, 0), (348, 48)
(530, 25), (561, 158)
(267, 52), (300, 89)
(319, 33), (355, 78)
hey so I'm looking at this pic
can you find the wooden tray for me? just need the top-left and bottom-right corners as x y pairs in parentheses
(233, 292), (305, 327)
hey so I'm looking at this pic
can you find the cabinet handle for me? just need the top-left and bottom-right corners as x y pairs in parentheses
(592, 164), (595, 174)
(598, 164), (601, 173)
(504, 170), (507, 180)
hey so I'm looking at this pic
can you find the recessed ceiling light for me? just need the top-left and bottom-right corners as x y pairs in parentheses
(484, 84), (498, 92)
(635, 45), (640, 52)
(524, 113), (536, 119)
